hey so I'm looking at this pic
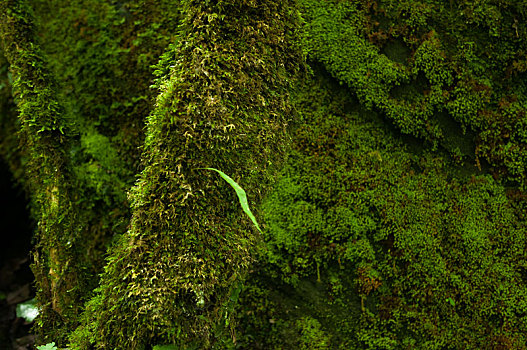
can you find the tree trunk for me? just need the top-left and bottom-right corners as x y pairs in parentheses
(0, 0), (85, 341)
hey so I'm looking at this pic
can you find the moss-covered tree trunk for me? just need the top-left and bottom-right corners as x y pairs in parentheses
(70, 1), (300, 347)
(0, 0), (88, 341)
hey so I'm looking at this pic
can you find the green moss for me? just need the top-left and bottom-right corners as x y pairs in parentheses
(299, 0), (527, 186)
(0, 1), (183, 343)
(234, 67), (527, 348)
(296, 317), (332, 349)
(33, 0), (181, 172)
(2, 1), (527, 348)
(0, 0), (87, 343)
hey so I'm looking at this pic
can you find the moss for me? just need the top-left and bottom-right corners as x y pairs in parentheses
(299, 0), (527, 186)
(0, 1), (183, 343)
(234, 67), (527, 349)
(32, 0), (181, 173)
(2, 1), (527, 348)
(0, 0), (88, 343)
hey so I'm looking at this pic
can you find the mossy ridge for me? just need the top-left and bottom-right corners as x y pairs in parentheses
(235, 68), (527, 348)
(70, 0), (301, 348)
(299, 0), (527, 187)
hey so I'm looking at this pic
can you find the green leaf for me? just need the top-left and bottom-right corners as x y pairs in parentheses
(198, 168), (263, 234)
(37, 342), (57, 350)
(16, 298), (39, 323)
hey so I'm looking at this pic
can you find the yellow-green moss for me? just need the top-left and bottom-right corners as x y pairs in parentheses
(299, 0), (527, 187)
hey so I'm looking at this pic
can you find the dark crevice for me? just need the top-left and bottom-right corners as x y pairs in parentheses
(0, 159), (35, 350)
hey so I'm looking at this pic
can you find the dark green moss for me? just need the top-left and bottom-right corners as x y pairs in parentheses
(32, 0), (181, 172)
(234, 68), (527, 349)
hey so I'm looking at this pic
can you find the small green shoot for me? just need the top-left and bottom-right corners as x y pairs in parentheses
(37, 342), (57, 350)
(198, 168), (263, 234)
(16, 298), (39, 323)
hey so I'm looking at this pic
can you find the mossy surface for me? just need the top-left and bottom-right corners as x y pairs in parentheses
(0, 0), (83, 342)
(1, 1), (527, 349)
(300, 0), (527, 186)
(1, 0), (183, 343)
(234, 68), (527, 349)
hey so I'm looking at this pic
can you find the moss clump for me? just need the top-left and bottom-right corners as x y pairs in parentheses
(300, 0), (527, 186)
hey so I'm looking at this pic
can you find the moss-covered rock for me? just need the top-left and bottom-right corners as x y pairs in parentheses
(299, 0), (527, 187)
(235, 67), (527, 349)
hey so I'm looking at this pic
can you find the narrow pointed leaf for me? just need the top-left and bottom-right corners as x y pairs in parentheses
(198, 168), (263, 234)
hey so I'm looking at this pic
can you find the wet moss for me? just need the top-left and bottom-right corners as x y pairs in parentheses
(234, 67), (527, 349)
